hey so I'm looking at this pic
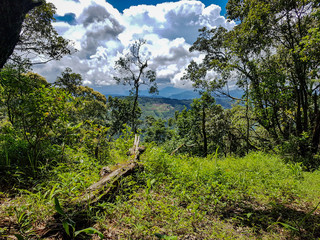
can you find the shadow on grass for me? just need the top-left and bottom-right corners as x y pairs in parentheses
(218, 199), (320, 240)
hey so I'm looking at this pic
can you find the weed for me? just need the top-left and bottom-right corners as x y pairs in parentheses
(2, 148), (320, 239)
(54, 197), (104, 239)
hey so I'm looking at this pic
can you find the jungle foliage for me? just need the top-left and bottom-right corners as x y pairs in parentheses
(0, 0), (320, 239)
(186, 0), (320, 167)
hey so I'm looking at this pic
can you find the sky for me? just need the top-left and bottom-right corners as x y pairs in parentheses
(34, 0), (234, 94)
(104, 0), (228, 15)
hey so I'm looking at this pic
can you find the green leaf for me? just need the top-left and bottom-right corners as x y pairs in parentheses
(74, 227), (104, 239)
(299, 201), (320, 225)
(49, 183), (58, 200)
(18, 212), (27, 223)
(14, 234), (25, 240)
(54, 197), (65, 216)
(150, 178), (156, 185)
(246, 212), (253, 218)
(155, 233), (178, 240)
(275, 222), (299, 232)
(62, 220), (70, 236)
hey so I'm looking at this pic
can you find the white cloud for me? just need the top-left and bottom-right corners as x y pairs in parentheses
(34, 0), (236, 89)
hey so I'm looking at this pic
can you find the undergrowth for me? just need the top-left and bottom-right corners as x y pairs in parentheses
(1, 142), (320, 239)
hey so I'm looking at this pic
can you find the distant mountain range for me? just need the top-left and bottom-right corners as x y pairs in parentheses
(103, 86), (244, 120)
(100, 85), (243, 101)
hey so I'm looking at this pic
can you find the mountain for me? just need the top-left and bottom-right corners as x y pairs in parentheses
(138, 97), (192, 120)
(156, 86), (189, 98)
(105, 88), (243, 119)
(93, 85), (130, 96)
(169, 90), (200, 99)
(107, 95), (236, 120)
(139, 86), (186, 98)
(96, 84), (244, 101)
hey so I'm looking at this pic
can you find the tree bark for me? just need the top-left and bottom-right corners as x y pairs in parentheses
(202, 106), (207, 157)
(312, 112), (320, 155)
(0, 0), (42, 68)
(132, 85), (139, 133)
(76, 135), (144, 204)
(76, 160), (139, 204)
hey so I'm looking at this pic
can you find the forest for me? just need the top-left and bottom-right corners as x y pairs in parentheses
(0, 0), (320, 239)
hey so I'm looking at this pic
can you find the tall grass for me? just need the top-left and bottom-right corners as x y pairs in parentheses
(2, 143), (320, 239)
(143, 149), (315, 204)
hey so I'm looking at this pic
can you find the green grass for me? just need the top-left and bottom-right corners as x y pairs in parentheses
(138, 97), (191, 120)
(1, 145), (320, 239)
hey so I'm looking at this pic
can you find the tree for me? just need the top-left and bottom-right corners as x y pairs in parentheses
(182, 59), (235, 156)
(55, 68), (107, 124)
(14, 1), (73, 65)
(114, 39), (158, 133)
(144, 116), (172, 144)
(0, 66), (70, 166)
(174, 94), (225, 157)
(190, 0), (320, 161)
(106, 96), (141, 137)
(0, 0), (43, 68)
(191, 93), (215, 157)
(0, 0), (73, 69)
(55, 67), (83, 94)
(224, 104), (265, 156)
(73, 86), (107, 124)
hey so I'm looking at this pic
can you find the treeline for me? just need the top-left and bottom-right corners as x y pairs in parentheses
(0, 64), (263, 176)
(180, 0), (320, 168)
(0, 0), (319, 178)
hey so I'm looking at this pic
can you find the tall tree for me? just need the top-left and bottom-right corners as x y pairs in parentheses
(14, 1), (72, 65)
(0, 66), (70, 165)
(55, 68), (107, 124)
(144, 116), (172, 144)
(190, 0), (320, 160)
(0, 0), (43, 68)
(191, 93), (216, 157)
(0, 0), (72, 69)
(114, 39), (158, 133)
(55, 67), (83, 94)
(175, 94), (224, 157)
(107, 96), (141, 137)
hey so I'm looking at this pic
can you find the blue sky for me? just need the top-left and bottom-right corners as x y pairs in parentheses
(35, 0), (235, 93)
(107, 0), (229, 15)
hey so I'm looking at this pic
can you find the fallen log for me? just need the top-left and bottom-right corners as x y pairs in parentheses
(40, 135), (145, 238)
(170, 143), (185, 156)
(75, 134), (145, 204)
(170, 143), (196, 155)
(76, 160), (139, 204)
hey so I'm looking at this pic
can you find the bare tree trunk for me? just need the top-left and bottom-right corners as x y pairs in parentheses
(202, 106), (207, 157)
(132, 85), (139, 133)
(245, 83), (250, 154)
(312, 112), (320, 154)
(76, 135), (144, 204)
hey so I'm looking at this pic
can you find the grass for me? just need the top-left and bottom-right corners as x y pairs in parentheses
(99, 149), (320, 239)
(1, 144), (320, 239)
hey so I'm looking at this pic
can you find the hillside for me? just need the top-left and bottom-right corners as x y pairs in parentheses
(139, 97), (192, 119)
(107, 95), (235, 120)
(1, 0), (320, 239)
(139, 96), (236, 119)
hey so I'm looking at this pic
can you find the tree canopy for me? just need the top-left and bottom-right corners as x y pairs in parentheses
(186, 0), (320, 160)
(0, 0), (73, 69)
(114, 39), (158, 133)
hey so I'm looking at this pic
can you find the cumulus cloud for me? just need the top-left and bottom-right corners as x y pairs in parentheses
(34, 0), (235, 89)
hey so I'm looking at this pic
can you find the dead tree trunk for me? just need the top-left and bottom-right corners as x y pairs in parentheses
(76, 134), (145, 204)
